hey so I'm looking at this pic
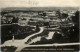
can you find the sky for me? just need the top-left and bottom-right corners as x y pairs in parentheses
(0, 0), (79, 8)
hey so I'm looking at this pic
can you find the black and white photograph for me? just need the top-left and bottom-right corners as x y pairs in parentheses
(0, 0), (79, 52)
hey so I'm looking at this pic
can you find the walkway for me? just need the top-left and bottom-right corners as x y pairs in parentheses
(1, 27), (44, 52)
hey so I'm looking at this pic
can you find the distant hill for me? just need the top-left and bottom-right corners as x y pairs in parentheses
(1, 7), (78, 12)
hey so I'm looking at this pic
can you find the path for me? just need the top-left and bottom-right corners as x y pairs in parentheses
(1, 27), (44, 52)
(28, 32), (55, 44)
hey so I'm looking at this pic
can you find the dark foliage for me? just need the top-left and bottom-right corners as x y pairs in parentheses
(12, 17), (19, 23)
(1, 24), (40, 44)
(62, 13), (68, 18)
(1, 46), (17, 52)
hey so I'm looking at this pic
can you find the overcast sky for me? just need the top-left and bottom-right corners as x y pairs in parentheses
(0, 0), (79, 8)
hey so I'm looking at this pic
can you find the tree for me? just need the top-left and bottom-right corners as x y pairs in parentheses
(67, 11), (79, 42)
(72, 11), (79, 27)
(42, 12), (46, 17)
(12, 17), (18, 23)
(50, 18), (53, 21)
(56, 9), (62, 22)
(44, 22), (50, 28)
(62, 13), (68, 18)
(35, 24), (39, 31)
(52, 31), (63, 43)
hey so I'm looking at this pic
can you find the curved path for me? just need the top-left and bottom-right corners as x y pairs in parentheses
(1, 27), (44, 52)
